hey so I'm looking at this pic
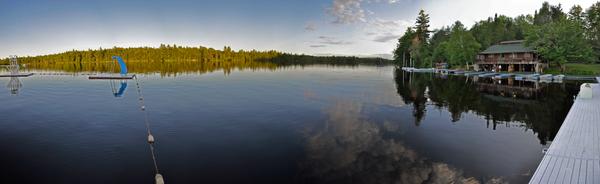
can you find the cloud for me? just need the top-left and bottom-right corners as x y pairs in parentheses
(366, 18), (411, 43)
(326, 0), (402, 24)
(370, 18), (412, 31)
(373, 33), (401, 42)
(305, 22), (317, 31)
(368, 0), (401, 3)
(318, 36), (354, 45)
(310, 45), (327, 48)
(328, 0), (366, 24)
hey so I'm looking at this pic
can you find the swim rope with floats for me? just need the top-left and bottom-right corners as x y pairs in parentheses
(133, 75), (165, 184)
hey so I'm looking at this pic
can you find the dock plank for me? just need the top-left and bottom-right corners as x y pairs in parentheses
(530, 83), (600, 184)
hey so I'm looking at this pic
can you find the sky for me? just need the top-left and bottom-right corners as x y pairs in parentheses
(0, 0), (598, 59)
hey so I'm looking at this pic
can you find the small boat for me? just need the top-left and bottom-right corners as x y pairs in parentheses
(493, 73), (514, 79)
(553, 74), (565, 80)
(478, 73), (497, 78)
(515, 75), (525, 80)
(539, 74), (553, 80)
(452, 70), (465, 75)
(526, 74), (540, 80)
(402, 67), (415, 72)
(464, 72), (485, 76)
(412, 68), (434, 72)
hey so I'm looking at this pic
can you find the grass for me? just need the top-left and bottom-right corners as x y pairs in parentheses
(545, 63), (600, 76)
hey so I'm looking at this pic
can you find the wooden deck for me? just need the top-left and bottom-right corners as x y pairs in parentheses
(530, 82), (600, 184)
(0, 73), (34, 77)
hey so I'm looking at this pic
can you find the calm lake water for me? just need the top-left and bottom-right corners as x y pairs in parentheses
(0, 65), (587, 183)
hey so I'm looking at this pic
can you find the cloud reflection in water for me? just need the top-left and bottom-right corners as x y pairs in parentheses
(297, 99), (502, 184)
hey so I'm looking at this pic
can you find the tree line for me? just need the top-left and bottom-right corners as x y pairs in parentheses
(0, 44), (391, 75)
(394, 1), (600, 71)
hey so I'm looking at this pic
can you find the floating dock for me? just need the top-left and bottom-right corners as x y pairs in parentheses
(530, 81), (600, 184)
(0, 73), (34, 77)
(89, 75), (135, 80)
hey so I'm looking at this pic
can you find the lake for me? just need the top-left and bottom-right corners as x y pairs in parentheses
(0, 65), (586, 183)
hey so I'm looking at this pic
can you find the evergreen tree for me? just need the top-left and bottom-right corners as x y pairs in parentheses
(411, 10), (432, 67)
(415, 10), (431, 41)
(393, 28), (416, 66)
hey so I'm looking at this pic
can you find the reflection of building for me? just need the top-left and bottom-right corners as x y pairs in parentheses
(474, 40), (546, 73)
(474, 78), (543, 99)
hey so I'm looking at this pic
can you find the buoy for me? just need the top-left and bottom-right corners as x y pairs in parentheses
(148, 134), (155, 144)
(139, 97), (143, 100)
(141, 105), (146, 111)
(155, 173), (165, 184)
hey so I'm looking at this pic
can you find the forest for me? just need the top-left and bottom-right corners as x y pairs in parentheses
(394, 1), (600, 73)
(0, 44), (391, 75)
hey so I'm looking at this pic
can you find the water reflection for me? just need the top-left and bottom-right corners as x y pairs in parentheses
(394, 69), (582, 144)
(6, 77), (22, 95)
(0, 65), (576, 183)
(3, 56), (24, 95)
(24, 59), (279, 76)
(109, 80), (128, 97)
(298, 99), (486, 184)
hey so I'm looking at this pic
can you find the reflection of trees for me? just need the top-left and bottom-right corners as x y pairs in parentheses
(21, 59), (279, 77)
(394, 71), (429, 125)
(297, 100), (483, 184)
(393, 68), (578, 144)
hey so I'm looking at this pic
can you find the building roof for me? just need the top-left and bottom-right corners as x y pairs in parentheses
(479, 40), (535, 54)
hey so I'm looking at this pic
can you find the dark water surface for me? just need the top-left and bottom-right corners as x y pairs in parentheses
(0, 66), (586, 183)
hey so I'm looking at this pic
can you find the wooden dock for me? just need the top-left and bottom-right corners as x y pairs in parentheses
(88, 75), (135, 80)
(530, 82), (600, 184)
(0, 73), (34, 77)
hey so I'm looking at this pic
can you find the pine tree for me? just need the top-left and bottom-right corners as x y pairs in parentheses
(415, 10), (431, 41)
